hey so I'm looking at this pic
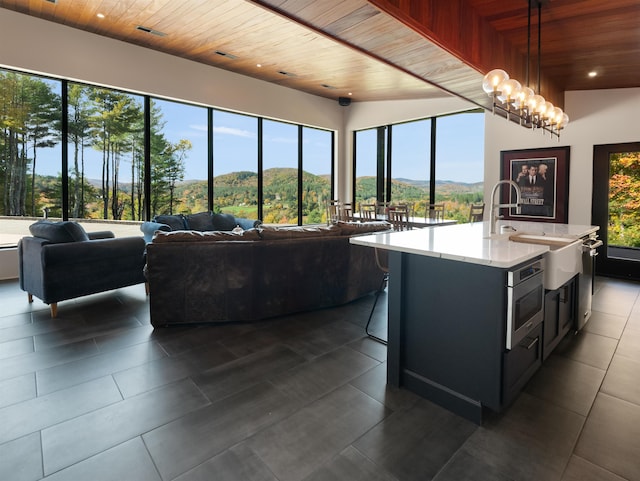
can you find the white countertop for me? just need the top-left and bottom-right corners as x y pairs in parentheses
(350, 220), (599, 268)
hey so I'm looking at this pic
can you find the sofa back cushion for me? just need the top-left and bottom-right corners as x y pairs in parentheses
(185, 212), (215, 231)
(153, 214), (187, 231)
(29, 220), (90, 243)
(211, 213), (238, 231)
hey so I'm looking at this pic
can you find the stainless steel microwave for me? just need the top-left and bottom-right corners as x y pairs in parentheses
(506, 258), (545, 350)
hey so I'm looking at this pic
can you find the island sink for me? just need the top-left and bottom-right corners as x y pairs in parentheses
(509, 233), (582, 290)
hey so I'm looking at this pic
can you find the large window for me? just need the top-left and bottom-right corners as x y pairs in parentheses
(67, 84), (145, 221)
(262, 119), (299, 225)
(213, 110), (259, 219)
(0, 66), (335, 244)
(150, 99), (207, 217)
(435, 112), (484, 222)
(390, 119), (431, 216)
(1, 71), (62, 218)
(353, 110), (484, 222)
(302, 127), (332, 224)
(354, 127), (383, 205)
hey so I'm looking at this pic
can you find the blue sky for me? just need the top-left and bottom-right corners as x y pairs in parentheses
(36, 83), (484, 184)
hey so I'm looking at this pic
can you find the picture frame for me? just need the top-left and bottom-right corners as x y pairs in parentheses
(500, 146), (570, 223)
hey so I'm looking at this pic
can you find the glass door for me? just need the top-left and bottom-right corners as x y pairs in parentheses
(592, 142), (640, 279)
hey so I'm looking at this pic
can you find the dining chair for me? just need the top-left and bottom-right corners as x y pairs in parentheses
(375, 201), (391, 219)
(326, 200), (341, 224)
(425, 203), (445, 222)
(340, 202), (354, 222)
(388, 205), (410, 231)
(360, 203), (377, 221)
(469, 203), (485, 222)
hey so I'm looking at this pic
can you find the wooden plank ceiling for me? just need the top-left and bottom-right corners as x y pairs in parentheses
(0, 0), (638, 110)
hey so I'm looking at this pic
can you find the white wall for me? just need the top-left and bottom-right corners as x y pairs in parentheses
(484, 88), (640, 226)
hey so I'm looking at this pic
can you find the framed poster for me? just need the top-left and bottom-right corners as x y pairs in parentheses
(500, 146), (570, 223)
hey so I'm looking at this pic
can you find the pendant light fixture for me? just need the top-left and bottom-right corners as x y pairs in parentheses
(482, 0), (568, 139)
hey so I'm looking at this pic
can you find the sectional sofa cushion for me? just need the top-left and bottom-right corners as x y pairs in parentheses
(185, 212), (216, 231)
(211, 213), (238, 231)
(153, 214), (187, 231)
(29, 220), (90, 243)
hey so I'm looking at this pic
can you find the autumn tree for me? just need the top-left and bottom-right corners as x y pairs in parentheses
(609, 151), (640, 247)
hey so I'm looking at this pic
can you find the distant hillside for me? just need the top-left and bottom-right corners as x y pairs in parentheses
(84, 169), (482, 214)
(37, 168), (483, 222)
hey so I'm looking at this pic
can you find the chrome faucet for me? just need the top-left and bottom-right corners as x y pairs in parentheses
(489, 180), (522, 234)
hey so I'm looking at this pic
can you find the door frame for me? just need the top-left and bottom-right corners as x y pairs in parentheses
(592, 141), (640, 280)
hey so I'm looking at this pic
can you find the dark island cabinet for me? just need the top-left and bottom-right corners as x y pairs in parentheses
(543, 275), (577, 359)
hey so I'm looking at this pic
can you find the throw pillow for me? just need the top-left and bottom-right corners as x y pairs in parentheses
(29, 220), (90, 243)
(211, 213), (237, 231)
(185, 211), (215, 231)
(153, 214), (187, 231)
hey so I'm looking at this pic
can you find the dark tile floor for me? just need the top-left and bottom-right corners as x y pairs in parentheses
(1, 276), (639, 481)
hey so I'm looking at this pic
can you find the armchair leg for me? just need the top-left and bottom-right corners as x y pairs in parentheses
(145, 282), (149, 296)
(28, 293), (33, 303)
(50, 303), (58, 318)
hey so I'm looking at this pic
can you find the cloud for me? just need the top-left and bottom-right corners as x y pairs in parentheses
(213, 126), (256, 138)
(266, 135), (297, 144)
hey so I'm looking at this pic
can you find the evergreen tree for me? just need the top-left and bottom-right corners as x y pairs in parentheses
(68, 84), (94, 218)
(24, 77), (61, 216)
(88, 88), (143, 219)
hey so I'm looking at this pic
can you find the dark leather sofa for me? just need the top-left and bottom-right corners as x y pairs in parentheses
(145, 221), (391, 326)
(18, 220), (147, 317)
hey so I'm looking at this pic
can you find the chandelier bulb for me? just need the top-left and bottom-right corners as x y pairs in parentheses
(482, 69), (509, 94)
(515, 87), (534, 110)
(543, 102), (555, 122)
(497, 79), (521, 104)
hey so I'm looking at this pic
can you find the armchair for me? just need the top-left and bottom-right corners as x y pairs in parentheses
(18, 221), (147, 317)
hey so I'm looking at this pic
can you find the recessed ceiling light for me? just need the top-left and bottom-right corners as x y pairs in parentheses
(215, 50), (238, 60)
(216, 50), (238, 60)
(96, 13), (105, 19)
(348, 92), (353, 96)
(256, 64), (262, 68)
(135, 25), (167, 37)
(588, 71), (597, 78)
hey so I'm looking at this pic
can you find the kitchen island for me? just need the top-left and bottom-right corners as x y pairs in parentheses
(350, 220), (598, 423)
